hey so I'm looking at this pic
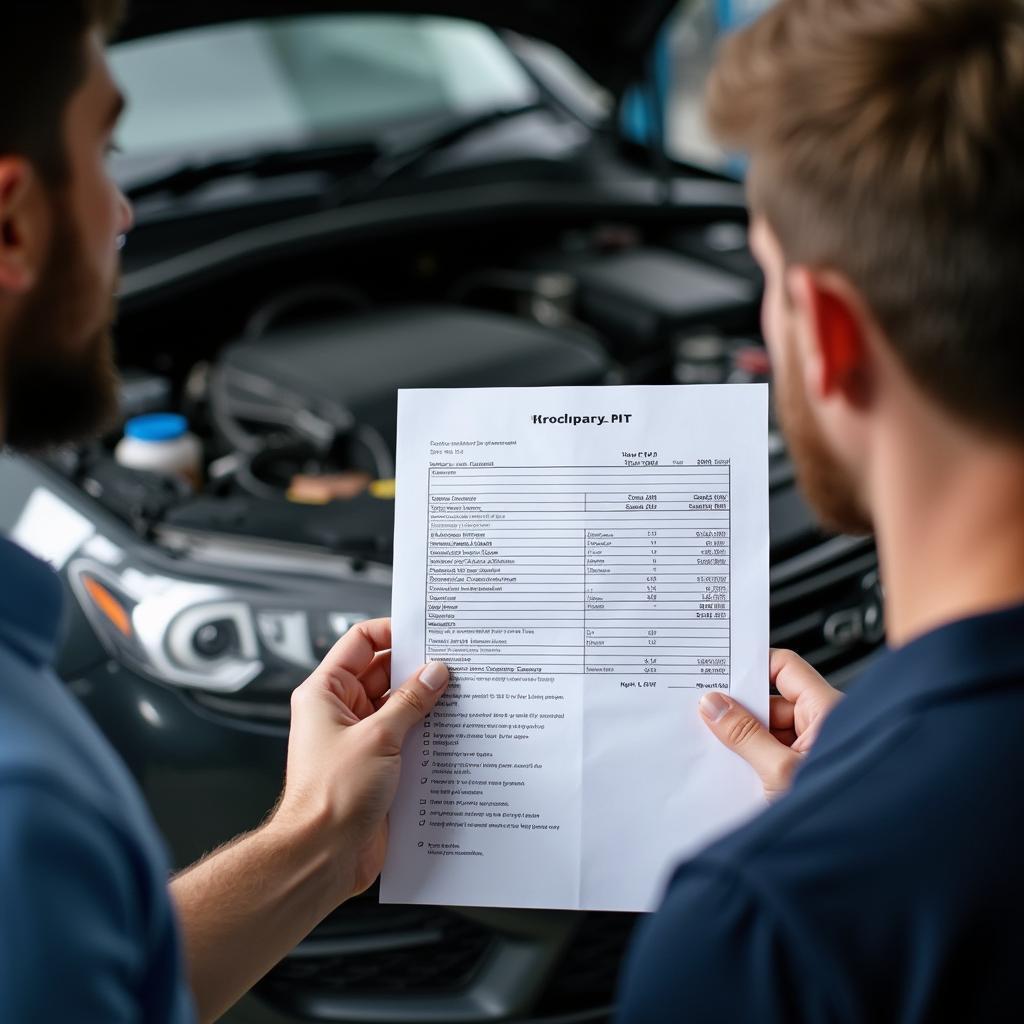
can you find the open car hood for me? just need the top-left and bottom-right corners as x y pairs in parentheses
(117, 0), (679, 95)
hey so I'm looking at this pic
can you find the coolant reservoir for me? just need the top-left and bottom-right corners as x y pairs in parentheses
(115, 413), (202, 490)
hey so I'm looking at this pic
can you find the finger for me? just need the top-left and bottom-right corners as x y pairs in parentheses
(315, 618), (392, 681)
(292, 674), (363, 725)
(359, 650), (392, 703)
(771, 727), (798, 748)
(309, 669), (376, 721)
(770, 648), (833, 704)
(372, 661), (450, 747)
(769, 694), (795, 731)
(699, 692), (800, 799)
(792, 720), (828, 754)
(791, 731), (814, 755)
(349, 688), (377, 721)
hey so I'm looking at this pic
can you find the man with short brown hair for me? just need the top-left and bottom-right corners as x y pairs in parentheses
(618, 1), (1024, 1020)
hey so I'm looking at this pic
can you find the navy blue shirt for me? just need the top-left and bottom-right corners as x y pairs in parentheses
(618, 599), (1024, 1024)
(0, 537), (195, 1022)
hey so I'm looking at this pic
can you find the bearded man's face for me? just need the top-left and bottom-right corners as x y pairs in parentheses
(4, 197), (120, 450)
(1, 31), (130, 451)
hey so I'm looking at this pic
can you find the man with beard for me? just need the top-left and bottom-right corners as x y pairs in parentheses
(0, 5), (452, 1022)
(618, 0), (1024, 1021)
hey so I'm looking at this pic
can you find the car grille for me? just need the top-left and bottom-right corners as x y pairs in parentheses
(263, 921), (489, 996)
(257, 892), (494, 1007)
(258, 898), (634, 1023)
(532, 913), (638, 1017)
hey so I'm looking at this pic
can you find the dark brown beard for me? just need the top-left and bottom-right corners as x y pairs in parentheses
(3, 199), (120, 452)
(775, 338), (873, 536)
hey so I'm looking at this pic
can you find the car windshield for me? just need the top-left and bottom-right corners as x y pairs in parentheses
(109, 14), (539, 160)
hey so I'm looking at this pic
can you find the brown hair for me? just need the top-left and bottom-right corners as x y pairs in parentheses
(2, 1), (125, 184)
(707, 0), (1024, 440)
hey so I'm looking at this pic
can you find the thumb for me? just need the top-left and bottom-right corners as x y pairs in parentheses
(374, 661), (449, 745)
(699, 692), (799, 801)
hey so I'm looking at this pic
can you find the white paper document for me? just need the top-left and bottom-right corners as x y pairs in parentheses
(381, 384), (769, 912)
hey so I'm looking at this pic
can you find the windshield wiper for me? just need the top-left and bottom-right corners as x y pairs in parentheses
(364, 102), (547, 189)
(124, 102), (548, 205)
(123, 139), (381, 201)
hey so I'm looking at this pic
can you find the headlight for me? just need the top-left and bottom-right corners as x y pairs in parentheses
(68, 558), (370, 693)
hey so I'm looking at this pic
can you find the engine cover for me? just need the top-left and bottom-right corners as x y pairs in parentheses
(217, 304), (612, 450)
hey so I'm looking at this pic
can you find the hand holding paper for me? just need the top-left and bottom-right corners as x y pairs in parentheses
(381, 384), (769, 911)
(274, 619), (449, 901)
(700, 648), (844, 801)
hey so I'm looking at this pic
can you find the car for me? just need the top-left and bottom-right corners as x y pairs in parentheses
(0, 3), (885, 1022)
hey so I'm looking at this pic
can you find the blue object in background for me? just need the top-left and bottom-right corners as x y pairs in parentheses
(620, 31), (671, 148)
(716, 0), (776, 31)
(124, 413), (189, 443)
(622, 1), (777, 174)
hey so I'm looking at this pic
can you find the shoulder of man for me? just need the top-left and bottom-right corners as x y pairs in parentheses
(0, 773), (195, 1023)
(618, 681), (1024, 1024)
(0, 636), (195, 1022)
(616, 851), (859, 1024)
(0, 638), (158, 837)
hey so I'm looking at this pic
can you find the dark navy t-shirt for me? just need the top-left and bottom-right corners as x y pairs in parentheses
(618, 599), (1024, 1023)
(0, 536), (195, 1022)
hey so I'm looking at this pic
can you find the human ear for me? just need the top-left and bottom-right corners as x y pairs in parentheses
(787, 266), (873, 409)
(0, 158), (45, 294)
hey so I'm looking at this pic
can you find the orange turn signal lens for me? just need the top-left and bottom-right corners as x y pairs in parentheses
(82, 575), (133, 638)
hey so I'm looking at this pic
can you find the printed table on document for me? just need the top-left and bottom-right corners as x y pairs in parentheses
(424, 463), (731, 689)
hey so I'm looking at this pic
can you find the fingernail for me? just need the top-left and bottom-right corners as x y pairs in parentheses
(699, 692), (730, 723)
(419, 661), (449, 690)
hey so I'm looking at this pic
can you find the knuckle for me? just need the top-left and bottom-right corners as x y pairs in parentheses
(352, 617), (388, 643)
(290, 680), (311, 710)
(773, 648), (798, 666)
(391, 686), (427, 717)
(724, 712), (761, 749)
(320, 665), (350, 694)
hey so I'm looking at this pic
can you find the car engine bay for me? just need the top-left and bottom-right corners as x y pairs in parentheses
(68, 219), (769, 554)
